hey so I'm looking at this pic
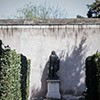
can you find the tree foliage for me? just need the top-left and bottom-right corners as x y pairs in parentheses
(87, 0), (100, 18)
(15, 3), (67, 19)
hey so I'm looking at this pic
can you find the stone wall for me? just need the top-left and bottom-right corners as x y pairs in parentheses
(0, 19), (100, 99)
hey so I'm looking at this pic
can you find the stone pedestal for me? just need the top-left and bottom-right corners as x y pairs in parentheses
(46, 80), (61, 99)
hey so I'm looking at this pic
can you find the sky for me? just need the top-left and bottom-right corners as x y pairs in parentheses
(0, 0), (95, 19)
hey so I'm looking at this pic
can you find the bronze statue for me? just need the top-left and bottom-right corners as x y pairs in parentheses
(48, 51), (60, 79)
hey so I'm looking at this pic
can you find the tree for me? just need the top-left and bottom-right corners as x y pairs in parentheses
(15, 2), (67, 19)
(87, 0), (100, 18)
(76, 15), (84, 18)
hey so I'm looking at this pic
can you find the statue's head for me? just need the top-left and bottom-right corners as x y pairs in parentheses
(51, 51), (56, 55)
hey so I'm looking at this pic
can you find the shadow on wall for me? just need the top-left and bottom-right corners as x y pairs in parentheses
(40, 61), (49, 98)
(30, 61), (49, 99)
(59, 36), (87, 95)
(30, 36), (87, 99)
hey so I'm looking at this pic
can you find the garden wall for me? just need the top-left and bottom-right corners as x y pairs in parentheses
(0, 19), (100, 99)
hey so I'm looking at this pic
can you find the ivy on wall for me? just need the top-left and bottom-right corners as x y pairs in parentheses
(85, 52), (100, 100)
(0, 41), (30, 100)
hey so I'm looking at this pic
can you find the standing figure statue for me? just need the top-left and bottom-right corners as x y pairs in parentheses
(48, 51), (60, 79)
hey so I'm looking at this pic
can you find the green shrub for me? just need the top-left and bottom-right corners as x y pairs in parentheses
(26, 59), (30, 99)
(0, 45), (30, 100)
(85, 52), (100, 100)
(95, 52), (100, 99)
(20, 54), (30, 100)
(0, 49), (22, 100)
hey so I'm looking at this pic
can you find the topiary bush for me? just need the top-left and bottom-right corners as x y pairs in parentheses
(0, 41), (30, 100)
(95, 52), (100, 100)
(85, 52), (100, 100)
(0, 49), (22, 100)
(20, 54), (30, 100)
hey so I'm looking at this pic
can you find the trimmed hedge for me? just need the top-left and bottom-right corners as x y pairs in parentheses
(85, 52), (100, 100)
(20, 54), (30, 100)
(0, 45), (30, 100)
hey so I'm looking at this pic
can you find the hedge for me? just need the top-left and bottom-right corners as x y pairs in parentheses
(85, 52), (100, 100)
(0, 44), (30, 100)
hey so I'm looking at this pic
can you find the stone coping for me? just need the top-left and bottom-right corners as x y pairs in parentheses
(0, 18), (100, 25)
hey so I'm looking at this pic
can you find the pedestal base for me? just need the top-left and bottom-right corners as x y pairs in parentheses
(46, 80), (61, 99)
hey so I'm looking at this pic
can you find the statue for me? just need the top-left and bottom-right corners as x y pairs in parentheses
(48, 51), (60, 79)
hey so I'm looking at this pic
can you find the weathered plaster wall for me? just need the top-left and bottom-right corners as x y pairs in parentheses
(0, 19), (100, 99)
